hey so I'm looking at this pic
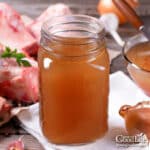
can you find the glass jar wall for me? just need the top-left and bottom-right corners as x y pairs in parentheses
(38, 15), (110, 145)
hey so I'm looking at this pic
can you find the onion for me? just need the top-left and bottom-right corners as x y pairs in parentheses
(97, 0), (139, 24)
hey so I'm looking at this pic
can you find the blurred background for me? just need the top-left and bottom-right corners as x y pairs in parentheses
(1, 0), (150, 18)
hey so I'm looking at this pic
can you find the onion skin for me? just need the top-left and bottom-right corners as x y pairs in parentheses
(97, 0), (139, 24)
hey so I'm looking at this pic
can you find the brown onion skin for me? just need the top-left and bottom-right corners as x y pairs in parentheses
(97, 0), (139, 24)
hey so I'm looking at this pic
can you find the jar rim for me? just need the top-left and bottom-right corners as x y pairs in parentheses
(41, 15), (105, 44)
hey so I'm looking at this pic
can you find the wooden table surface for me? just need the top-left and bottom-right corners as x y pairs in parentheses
(0, 1), (150, 149)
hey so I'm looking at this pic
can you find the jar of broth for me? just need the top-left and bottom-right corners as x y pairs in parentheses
(38, 15), (109, 145)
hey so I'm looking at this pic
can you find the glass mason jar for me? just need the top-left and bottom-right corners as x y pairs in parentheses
(38, 15), (109, 145)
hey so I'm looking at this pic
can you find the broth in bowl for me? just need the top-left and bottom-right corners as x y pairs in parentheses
(125, 41), (150, 96)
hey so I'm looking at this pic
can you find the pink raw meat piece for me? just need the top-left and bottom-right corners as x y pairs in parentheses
(0, 66), (39, 103)
(0, 48), (39, 103)
(0, 3), (38, 56)
(28, 3), (72, 42)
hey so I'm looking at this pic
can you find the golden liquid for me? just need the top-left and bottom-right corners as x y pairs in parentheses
(38, 39), (109, 144)
(126, 41), (150, 71)
(126, 41), (150, 96)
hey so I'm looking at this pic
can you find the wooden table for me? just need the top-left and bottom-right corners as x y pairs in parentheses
(0, 1), (150, 149)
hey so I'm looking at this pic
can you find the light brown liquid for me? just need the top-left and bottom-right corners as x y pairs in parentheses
(38, 38), (109, 144)
(126, 42), (150, 71)
(126, 41), (150, 96)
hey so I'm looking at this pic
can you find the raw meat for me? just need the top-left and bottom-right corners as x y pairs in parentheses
(0, 47), (39, 103)
(0, 3), (72, 103)
(28, 3), (72, 42)
(0, 3), (38, 56)
(0, 66), (39, 103)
